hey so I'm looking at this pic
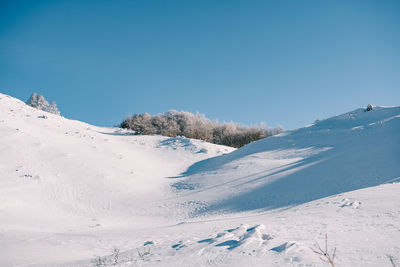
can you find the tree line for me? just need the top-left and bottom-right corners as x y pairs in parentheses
(121, 110), (283, 147)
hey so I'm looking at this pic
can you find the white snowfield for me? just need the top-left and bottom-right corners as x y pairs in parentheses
(0, 93), (399, 267)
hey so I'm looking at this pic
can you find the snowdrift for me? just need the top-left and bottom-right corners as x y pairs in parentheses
(177, 106), (400, 212)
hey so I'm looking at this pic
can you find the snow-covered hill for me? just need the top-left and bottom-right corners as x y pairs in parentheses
(0, 93), (234, 265)
(175, 105), (400, 213)
(1, 93), (399, 267)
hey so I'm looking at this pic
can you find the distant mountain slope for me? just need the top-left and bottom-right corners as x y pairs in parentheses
(176, 106), (400, 213)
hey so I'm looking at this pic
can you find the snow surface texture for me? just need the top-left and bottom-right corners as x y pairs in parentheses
(0, 93), (399, 267)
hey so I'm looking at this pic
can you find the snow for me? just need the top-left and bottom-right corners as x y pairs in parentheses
(177, 106), (400, 213)
(0, 93), (399, 267)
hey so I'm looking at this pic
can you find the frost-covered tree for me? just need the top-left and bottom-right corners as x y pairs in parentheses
(26, 93), (60, 115)
(45, 101), (61, 115)
(121, 113), (155, 135)
(27, 93), (39, 108)
(121, 110), (283, 147)
(36, 94), (49, 110)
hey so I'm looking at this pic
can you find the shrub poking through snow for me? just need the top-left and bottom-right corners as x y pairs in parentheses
(365, 104), (373, 112)
(387, 255), (397, 267)
(121, 110), (283, 147)
(27, 93), (60, 115)
(311, 234), (336, 267)
(92, 255), (107, 266)
(112, 248), (120, 264)
(137, 247), (151, 261)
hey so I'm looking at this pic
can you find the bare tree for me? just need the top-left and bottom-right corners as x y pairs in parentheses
(112, 248), (120, 265)
(388, 255), (397, 267)
(137, 247), (151, 261)
(92, 255), (107, 266)
(311, 233), (336, 267)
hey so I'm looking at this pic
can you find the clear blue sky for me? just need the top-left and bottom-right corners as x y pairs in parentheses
(1, 0), (399, 129)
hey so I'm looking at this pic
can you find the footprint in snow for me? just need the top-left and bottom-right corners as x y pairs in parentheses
(172, 241), (186, 250)
(262, 233), (273, 240)
(144, 241), (154, 246)
(21, 174), (40, 180)
(339, 198), (361, 209)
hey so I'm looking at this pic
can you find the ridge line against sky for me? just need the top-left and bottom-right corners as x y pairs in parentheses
(1, 0), (399, 129)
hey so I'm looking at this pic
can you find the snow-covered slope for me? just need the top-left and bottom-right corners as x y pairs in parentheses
(0, 93), (234, 265)
(175, 105), (400, 213)
(60, 182), (400, 267)
(1, 93), (399, 267)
